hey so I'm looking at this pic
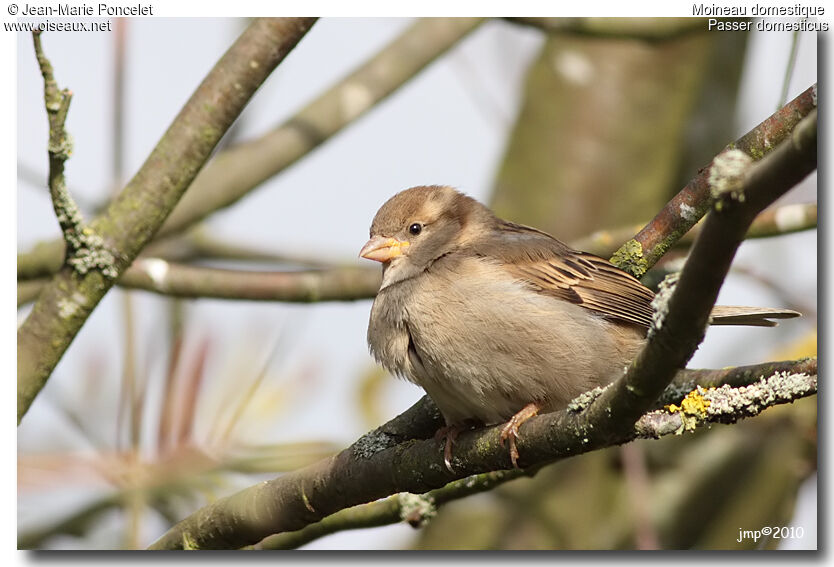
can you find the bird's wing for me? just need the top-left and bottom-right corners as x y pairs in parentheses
(473, 221), (656, 328)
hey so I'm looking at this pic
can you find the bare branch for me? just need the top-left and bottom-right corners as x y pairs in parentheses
(610, 84), (816, 278)
(17, 18), (317, 424)
(19, 199), (816, 308)
(124, 259), (380, 302)
(255, 469), (526, 549)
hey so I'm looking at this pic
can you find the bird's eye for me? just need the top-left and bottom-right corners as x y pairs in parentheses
(408, 223), (422, 236)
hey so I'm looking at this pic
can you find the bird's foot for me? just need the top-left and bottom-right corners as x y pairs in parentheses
(499, 402), (541, 468)
(435, 421), (478, 473)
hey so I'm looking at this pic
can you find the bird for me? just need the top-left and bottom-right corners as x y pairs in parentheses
(359, 185), (799, 470)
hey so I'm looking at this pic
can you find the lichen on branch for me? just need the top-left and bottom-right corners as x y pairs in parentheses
(33, 31), (118, 280)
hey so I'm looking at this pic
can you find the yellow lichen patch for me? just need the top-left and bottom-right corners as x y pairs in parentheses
(666, 388), (712, 433)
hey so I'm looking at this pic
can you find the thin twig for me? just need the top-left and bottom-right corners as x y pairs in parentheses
(778, 31), (800, 110)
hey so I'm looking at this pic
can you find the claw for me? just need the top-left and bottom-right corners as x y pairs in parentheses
(499, 402), (540, 468)
(434, 421), (478, 473)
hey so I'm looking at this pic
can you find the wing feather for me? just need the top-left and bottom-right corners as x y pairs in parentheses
(472, 221), (655, 328)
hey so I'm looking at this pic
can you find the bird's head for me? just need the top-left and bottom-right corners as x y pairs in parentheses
(359, 185), (492, 288)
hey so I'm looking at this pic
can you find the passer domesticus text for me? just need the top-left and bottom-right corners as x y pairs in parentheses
(360, 185), (799, 469)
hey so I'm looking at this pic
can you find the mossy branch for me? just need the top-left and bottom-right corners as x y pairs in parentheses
(253, 359), (815, 550)
(17, 18), (317, 424)
(609, 84), (816, 278)
(584, 109), (816, 446)
(32, 31), (118, 281)
(149, 358), (815, 550)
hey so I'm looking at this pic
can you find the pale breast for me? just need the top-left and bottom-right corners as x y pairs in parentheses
(369, 255), (644, 425)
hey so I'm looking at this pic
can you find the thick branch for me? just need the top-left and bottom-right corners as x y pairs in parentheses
(17, 18), (317, 424)
(149, 359), (815, 550)
(610, 84), (816, 278)
(254, 358), (815, 550)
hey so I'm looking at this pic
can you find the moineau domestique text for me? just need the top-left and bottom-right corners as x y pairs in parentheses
(20, 3), (154, 16)
(693, 3), (823, 17)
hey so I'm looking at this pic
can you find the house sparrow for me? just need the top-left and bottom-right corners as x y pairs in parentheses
(360, 185), (799, 469)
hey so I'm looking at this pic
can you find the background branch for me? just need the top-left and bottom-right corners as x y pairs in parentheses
(124, 260), (380, 302)
(506, 17), (706, 39)
(17, 18), (317, 423)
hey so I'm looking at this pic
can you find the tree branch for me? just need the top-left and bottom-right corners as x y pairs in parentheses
(149, 358), (815, 550)
(584, 108), (816, 445)
(255, 469), (526, 549)
(122, 259), (380, 302)
(251, 358), (816, 550)
(17, 18), (317, 424)
(610, 84), (816, 278)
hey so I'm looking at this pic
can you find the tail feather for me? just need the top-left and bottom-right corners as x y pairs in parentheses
(709, 305), (801, 327)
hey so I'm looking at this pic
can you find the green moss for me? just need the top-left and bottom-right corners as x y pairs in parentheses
(609, 239), (649, 278)
(181, 531), (199, 550)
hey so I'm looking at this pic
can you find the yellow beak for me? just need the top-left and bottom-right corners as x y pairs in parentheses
(359, 236), (410, 263)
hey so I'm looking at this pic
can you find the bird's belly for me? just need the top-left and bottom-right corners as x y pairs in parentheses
(405, 277), (643, 425)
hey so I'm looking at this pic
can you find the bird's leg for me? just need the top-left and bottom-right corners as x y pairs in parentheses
(435, 420), (478, 473)
(499, 402), (541, 468)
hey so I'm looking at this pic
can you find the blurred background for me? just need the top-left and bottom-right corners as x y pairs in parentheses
(17, 18), (817, 549)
